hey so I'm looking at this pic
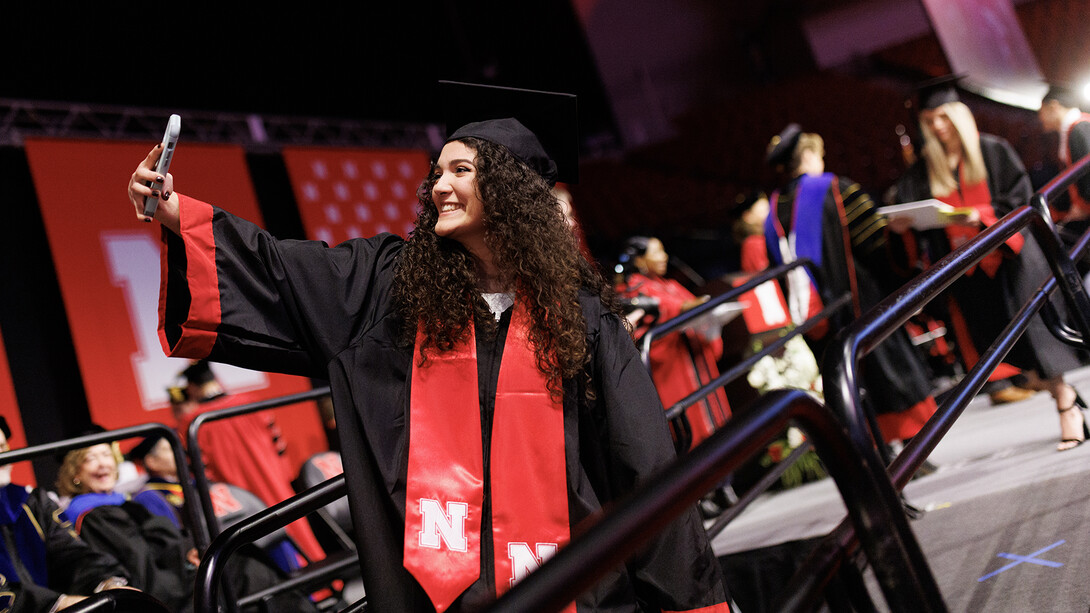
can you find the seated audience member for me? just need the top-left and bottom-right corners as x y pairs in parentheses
(618, 236), (733, 448)
(58, 441), (196, 612)
(0, 418), (134, 613)
(125, 435), (184, 522)
(127, 434), (305, 574)
(169, 360), (325, 563)
(57, 440), (318, 613)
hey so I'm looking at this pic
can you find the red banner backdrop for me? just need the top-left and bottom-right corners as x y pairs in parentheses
(281, 147), (431, 242)
(23, 139), (326, 470)
(0, 333), (34, 486)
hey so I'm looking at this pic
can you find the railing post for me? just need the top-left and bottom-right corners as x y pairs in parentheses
(1027, 192), (1090, 346)
(825, 344), (947, 613)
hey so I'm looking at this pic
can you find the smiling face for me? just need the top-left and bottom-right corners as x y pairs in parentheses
(432, 140), (487, 252)
(76, 443), (119, 494)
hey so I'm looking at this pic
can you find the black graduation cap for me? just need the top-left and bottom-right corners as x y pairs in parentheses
(440, 81), (579, 185)
(125, 434), (166, 462)
(731, 189), (769, 217)
(1043, 82), (1085, 110)
(914, 74), (964, 110)
(765, 123), (802, 167)
(168, 359), (226, 405)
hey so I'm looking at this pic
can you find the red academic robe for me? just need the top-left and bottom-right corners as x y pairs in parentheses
(623, 274), (731, 448)
(176, 392), (326, 563)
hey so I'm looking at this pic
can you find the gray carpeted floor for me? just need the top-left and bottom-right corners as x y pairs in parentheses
(712, 366), (1090, 611)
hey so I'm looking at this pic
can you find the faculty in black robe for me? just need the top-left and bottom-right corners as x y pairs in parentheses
(126, 85), (731, 613)
(891, 82), (1086, 451)
(58, 442), (318, 613)
(763, 125), (938, 444)
(0, 484), (131, 613)
(0, 416), (133, 613)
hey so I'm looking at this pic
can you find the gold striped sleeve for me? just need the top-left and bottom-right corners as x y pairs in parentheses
(21, 504), (45, 541)
(852, 216), (888, 247)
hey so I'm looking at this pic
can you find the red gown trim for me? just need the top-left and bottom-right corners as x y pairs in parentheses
(875, 395), (937, 442)
(158, 194), (220, 358)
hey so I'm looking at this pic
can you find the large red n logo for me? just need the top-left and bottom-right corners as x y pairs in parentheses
(417, 498), (469, 552)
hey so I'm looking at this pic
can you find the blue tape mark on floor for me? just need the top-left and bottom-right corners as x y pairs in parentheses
(977, 540), (1066, 582)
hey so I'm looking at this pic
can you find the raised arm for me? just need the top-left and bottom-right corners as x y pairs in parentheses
(125, 148), (405, 378)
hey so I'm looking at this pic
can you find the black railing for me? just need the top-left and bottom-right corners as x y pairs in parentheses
(789, 154), (1090, 611)
(637, 259), (850, 443)
(485, 389), (925, 612)
(195, 475), (359, 612)
(0, 423), (206, 550)
(185, 385), (367, 612)
(635, 259), (850, 538)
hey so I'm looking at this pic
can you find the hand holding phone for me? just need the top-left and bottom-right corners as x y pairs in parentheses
(143, 114), (181, 218)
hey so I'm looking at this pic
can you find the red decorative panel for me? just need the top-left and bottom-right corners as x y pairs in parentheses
(281, 147), (431, 242)
(24, 139), (326, 471)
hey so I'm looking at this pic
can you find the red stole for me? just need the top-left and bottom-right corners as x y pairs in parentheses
(939, 173), (1023, 277)
(403, 304), (574, 613)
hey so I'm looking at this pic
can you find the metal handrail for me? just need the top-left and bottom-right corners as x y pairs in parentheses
(779, 270), (1056, 612)
(485, 389), (934, 612)
(638, 258), (825, 369)
(185, 386), (331, 540)
(0, 423), (207, 550)
(195, 474), (348, 612)
(634, 259), (850, 445)
(667, 293), (850, 422)
(812, 152), (1090, 611)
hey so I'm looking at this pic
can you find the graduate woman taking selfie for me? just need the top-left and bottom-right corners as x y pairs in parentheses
(126, 83), (732, 613)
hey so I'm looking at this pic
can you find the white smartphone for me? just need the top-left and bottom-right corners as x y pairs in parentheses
(143, 114), (181, 218)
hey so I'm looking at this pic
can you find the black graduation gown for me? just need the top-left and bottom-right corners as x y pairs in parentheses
(770, 175), (934, 419)
(892, 133), (1082, 378)
(1055, 119), (1090, 249)
(71, 500), (195, 613)
(159, 195), (729, 612)
(0, 486), (128, 613)
(70, 495), (317, 613)
(1066, 120), (1090, 202)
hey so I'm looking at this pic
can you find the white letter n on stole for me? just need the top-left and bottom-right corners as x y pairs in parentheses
(507, 542), (559, 586)
(418, 498), (469, 552)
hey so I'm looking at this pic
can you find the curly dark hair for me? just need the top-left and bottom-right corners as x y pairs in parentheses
(393, 137), (621, 394)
